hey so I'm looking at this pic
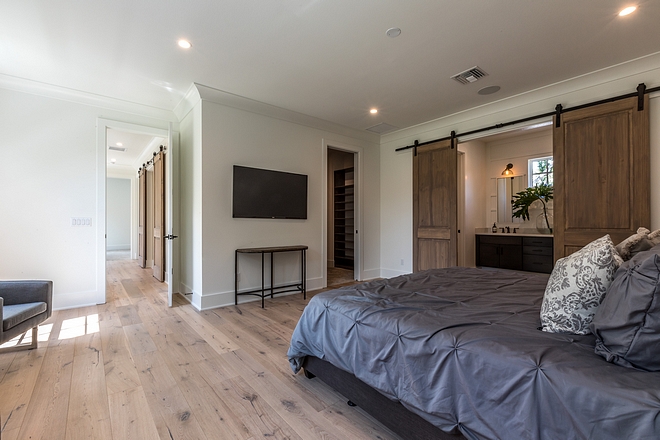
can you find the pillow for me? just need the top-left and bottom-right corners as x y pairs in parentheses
(540, 235), (622, 335)
(615, 227), (653, 261)
(649, 229), (660, 246)
(591, 245), (660, 371)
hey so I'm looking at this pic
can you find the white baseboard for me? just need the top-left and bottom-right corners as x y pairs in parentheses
(196, 276), (324, 310)
(360, 268), (382, 281)
(52, 290), (100, 311)
(379, 268), (411, 279)
(107, 244), (130, 251)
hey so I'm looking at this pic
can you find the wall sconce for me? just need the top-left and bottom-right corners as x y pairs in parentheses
(501, 163), (514, 176)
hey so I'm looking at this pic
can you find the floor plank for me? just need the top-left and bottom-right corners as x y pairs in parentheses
(0, 252), (401, 440)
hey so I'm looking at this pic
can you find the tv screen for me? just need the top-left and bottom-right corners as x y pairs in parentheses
(232, 165), (308, 219)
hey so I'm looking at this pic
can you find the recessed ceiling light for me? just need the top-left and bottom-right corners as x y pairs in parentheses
(619, 6), (637, 16)
(178, 39), (192, 49)
(116, 142), (123, 146)
(478, 85), (501, 95)
(386, 28), (401, 38)
(370, 108), (378, 114)
(110, 158), (116, 164)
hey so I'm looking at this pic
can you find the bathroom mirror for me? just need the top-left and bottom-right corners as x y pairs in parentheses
(497, 175), (526, 223)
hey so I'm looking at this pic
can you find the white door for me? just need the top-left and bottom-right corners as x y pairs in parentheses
(166, 127), (180, 307)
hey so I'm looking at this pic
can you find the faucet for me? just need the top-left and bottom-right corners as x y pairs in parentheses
(513, 228), (519, 234)
(506, 226), (511, 233)
(500, 227), (506, 233)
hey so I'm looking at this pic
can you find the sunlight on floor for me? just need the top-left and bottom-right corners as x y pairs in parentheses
(0, 323), (53, 348)
(59, 314), (99, 340)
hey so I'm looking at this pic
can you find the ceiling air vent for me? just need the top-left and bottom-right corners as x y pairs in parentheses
(108, 146), (126, 152)
(450, 66), (488, 85)
(366, 123), (399, 134)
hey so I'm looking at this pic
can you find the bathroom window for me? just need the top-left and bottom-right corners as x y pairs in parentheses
(528, 156), (553, 186)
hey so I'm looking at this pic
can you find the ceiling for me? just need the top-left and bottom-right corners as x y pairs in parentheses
(2, 1), (659, 133)
(106, 129), (164, 169)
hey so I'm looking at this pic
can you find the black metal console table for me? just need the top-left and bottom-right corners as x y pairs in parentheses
(235, 245), (308, 308)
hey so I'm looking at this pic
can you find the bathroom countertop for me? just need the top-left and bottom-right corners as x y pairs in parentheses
(475, 232), (553, 238)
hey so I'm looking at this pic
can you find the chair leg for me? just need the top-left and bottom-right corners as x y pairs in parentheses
(0, 326), (40, 353)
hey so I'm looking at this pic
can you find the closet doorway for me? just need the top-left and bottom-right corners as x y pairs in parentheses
(327, 148), (358, 287)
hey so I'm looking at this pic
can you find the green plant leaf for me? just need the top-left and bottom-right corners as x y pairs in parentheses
(511, 184), (553, 221)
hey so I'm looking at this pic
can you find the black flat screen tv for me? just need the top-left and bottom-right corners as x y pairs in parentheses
(232, 165), (308, 219)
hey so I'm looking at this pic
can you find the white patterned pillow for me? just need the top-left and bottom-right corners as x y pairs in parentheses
(649, 229), (660, 246)
(540, 235), (622, 335)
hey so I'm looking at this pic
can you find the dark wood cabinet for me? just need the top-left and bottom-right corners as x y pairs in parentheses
(334, 167), (354, 270)
(476, 235), (553, 274)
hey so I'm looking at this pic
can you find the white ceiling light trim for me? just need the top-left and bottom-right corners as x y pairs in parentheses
(619, 6), (637, 16)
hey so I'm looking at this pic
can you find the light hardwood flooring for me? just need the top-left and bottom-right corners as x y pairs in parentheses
(0, 257), (401, 440)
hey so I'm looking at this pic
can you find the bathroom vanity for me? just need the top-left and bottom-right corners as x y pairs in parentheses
(476, 233), (553, 274)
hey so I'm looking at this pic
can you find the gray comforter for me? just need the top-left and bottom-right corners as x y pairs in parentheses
(287, 267), (660, 440)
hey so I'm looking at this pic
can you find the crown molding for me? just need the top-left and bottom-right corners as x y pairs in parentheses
(193, 83), (380, 144)
(173, 83), (202, 121)
(0, 73), (177, 122)
(382, 51), (660, 147)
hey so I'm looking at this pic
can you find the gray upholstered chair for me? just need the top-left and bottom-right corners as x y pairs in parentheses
(0, 280), (53, 352)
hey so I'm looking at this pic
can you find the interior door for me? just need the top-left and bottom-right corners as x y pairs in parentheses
(137, 168), (147, 268)
(553, 95), (650, 260)
(413, 139), (458, 271)
(165, 129), (180, 307)
(152, 149), (165, 281)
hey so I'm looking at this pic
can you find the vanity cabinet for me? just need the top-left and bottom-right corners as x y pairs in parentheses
(476, 235), (553, 274)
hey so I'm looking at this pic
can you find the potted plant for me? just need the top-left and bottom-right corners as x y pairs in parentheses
(511, 183), (553, 233)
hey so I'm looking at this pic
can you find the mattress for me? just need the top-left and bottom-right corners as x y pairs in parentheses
(287, 267), (660, 440)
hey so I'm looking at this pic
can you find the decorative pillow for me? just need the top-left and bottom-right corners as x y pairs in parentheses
(649, 229), (660, 246)
(615, 227), (652, 261)
(540, 235), (622, 335)
(591, 245), (660, 371)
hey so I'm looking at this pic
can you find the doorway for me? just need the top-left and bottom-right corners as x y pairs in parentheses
(327, 148), (357, 287)
(99, 119), (179, 307)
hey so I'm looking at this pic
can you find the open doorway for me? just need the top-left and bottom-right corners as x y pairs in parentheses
(99, 118), (179, 307)
(106, 128), (165, 267)
(327, 148), (357, 287)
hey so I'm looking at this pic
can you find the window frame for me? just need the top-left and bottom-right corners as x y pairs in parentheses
(528, 156), (553, 187)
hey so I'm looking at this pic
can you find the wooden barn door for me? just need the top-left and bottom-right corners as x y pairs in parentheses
(152, 150), (166, 281)
(137, 168), (147, 268)
(413, 139), (458, 271)
(553, 95), (650, 260)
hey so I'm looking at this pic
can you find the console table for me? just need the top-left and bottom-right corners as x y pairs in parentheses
(235, 245), (308, 308)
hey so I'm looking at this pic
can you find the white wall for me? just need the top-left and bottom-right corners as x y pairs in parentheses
(458, 140), (487, 267)
(0, 84), (174, 309)
(180, 85), (380, 310)
(106, 178), (131, 250)
(178, 99), (203, 306)
(380, 53), (660, 277)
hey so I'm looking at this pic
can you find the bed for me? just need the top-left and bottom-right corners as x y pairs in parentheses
(287, 266), (660, 440)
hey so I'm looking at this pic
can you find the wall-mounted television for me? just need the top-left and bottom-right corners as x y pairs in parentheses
(232, 165), (308, 219)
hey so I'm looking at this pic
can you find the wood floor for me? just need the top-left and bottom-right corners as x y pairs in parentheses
(0, 256), (401, 440)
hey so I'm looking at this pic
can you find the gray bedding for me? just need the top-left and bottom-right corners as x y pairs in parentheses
(287, 267), (660, 440)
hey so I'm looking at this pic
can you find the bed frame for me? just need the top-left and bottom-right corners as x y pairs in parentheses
(302, 356), (466, 440)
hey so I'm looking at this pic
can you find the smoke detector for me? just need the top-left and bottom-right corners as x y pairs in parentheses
(450, 66), (488, 85)
(108, 146), (126, 152)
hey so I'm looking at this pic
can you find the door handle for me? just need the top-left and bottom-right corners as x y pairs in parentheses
(165, 234), (179, 240)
